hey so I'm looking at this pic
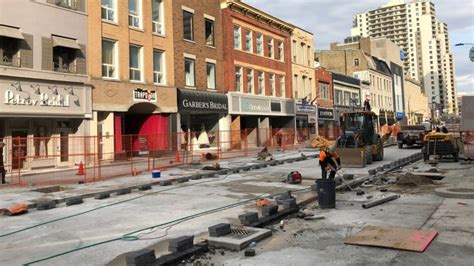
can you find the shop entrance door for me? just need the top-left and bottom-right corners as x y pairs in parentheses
(11, 130), (27, 169)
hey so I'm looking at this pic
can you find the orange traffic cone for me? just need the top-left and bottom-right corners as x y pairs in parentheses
(175, 150), (181, 162)
(77, 161), (84, 176)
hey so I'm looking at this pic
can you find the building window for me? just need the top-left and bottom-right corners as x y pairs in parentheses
(183, 57), (196, 87)
(235, 66), (242, 92)
(256, 33), (263, 55)
(53, 44), (77, 73)
(335, 90), (343, 105)
(258, 71), (264, 95)
(293, 75), (298, 98)
(234, 25), (241, 49)
(292, 40), (297, 62)
(247, 69), (254, 93)
(56, 0), (78, 10)
(129, 45), (142, 81)
(0, 36), (20, 67)
(101, 0), (115, 21)
(319, 83), (329, 99)
(205, 18), (215, 47)
(102, 39), (116, 78)
(300, 43), (305, 65)
(302, 76), (307, 98)
(354, 58), (360, 66)
(268, 37), (274, 58)
(308, 78), (313, 99)
(344, 91), (351, 106)
(352, 93), (359, 105)
(206, 62), (216, 89)
(153, 50), (164, 85)
(269, 73), (275, 96)
(279, 76), (285, 98)
(307, 46), (311, 66)
(152, 0), (164, 35)
(183, 10), (194, 41)
(128, 0), (141, 28)
(245, 29), (252, 52)
(277, 41), (283, 61)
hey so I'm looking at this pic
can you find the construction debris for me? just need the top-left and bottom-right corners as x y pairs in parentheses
(396, 173), (434, 186)
(310, 135), (333, 149)
(257, 147), (273, 161)
(362, 194), (400, 209)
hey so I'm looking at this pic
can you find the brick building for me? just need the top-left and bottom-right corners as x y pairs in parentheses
(171, 0), (230, 152)
(89, 0), (176, 160)
(221, 0), (295, 148)
(314, 68), (337, 139)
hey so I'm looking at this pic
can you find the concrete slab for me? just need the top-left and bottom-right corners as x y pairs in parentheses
(208, 226), (272, 251)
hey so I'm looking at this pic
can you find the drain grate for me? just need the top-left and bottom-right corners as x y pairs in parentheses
(229, 228), (255, 240)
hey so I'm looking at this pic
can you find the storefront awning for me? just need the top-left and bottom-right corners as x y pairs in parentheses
(177, 88), (228, 114)
(52, 35), (80, 49)
(0, 25), (24, 40)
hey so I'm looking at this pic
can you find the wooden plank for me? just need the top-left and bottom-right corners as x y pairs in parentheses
(344, 226), (438, 252)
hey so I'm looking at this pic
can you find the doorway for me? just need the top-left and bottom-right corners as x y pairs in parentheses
(11, 130), (27, 169)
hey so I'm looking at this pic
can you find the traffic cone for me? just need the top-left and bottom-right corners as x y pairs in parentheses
(76, 161), (84, 176)
(175, 150), (181, 162)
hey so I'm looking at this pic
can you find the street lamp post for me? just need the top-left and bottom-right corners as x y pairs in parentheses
(455, 43), (474, 62)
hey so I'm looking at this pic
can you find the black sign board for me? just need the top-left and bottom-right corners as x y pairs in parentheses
(271, 102), (281, 112)
(177, 89), (228, 114)
(318, 108), (334, 120)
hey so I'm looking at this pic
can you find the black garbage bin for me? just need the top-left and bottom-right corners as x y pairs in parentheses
(316, 178), (336, 209)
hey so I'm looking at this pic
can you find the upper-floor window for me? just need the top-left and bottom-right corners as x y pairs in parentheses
(153, 50), (165, 85)
(184, 57), (195, 87)
(247, 69), (254, 94)
(335, 90), (343, 105)
(206, 62), (216, 89)
(183, 10), (194, 41)
(235, 66), (242, 92)
(354, 58), (359, 66)
(302, 76), (307, 97)
(258, 71), (264, 95)
(268, 37), (274, 58)
(307, 46), (311, 66)
(308, 78), (313, 99)
(152, 0), (164, 35)
(300, 43), (305, 65)
(256, 33), (263, 55)
(205, 18), (215, 47)
(129, 0), (141, 28)
(344, 91), (351, 106)
(234, 25), (241, 49)
(292, 40), (297, 63)
(53, 44), (77, 73)
(293, 75), (298, 98)
(0, 36), (20, 67)
(245, 29), (253, 52)
(102, 39), (117, 78)
(279, 76), (285, 98)
(101, 0), (115, 22)
(269, 73), (275, 96)
(318, 82), (329, 99)
(277, 41), (283, 61)
(129, 45), (143, 81)
(55, 0), (78, 10)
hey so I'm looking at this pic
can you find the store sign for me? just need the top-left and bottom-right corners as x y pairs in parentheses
(178, 89), (228, 113)
(241, 98), (270, 113)
(271, 102), (282, 112)
(296, 104), (317, 113)
(133, 88), (156, 102)
(4, 90), (70, 107)
(318, 108), (334, 120)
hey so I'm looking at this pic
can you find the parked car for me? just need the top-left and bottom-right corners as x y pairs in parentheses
(397, 125), (427, 149)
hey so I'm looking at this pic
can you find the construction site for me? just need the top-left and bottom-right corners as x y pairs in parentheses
(0, 105), (473, 266)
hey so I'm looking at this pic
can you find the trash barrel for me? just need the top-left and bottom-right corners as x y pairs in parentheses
(316, 178), (336, 209)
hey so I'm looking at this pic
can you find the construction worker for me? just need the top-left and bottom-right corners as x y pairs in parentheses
(319, 145), (341, 179)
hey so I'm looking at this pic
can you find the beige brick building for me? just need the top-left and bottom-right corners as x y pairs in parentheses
(404, 78), (429, 124)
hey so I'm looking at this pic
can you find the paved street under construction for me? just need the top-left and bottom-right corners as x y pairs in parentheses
(1, 146), (473, 265)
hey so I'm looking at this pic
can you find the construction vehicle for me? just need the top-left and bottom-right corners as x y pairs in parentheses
(336, 111), (389, 167)
(422, 132), (461, 162)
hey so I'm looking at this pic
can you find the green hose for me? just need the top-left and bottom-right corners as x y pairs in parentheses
(22, 187), (311, 265)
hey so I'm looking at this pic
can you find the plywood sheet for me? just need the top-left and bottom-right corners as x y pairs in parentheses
(344, 226), (438, 252)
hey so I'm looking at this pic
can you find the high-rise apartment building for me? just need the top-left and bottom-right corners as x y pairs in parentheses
(351, 0), (457, 114)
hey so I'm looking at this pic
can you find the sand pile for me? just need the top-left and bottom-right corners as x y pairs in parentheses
(397, 173), (434, 186)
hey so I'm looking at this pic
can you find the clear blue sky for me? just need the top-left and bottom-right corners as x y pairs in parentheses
(245, 0), (474, 95)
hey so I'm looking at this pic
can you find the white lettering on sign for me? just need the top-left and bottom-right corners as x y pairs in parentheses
(4, 90), (70, 107)
(242, 99), (270, 113)
(182, 99), (227, 110)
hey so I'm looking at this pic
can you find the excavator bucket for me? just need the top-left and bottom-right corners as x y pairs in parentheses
(337, 147), (366, 168)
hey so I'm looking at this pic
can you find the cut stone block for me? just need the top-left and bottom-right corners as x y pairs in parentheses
(238, 212), (259, 226)
(117, 188), (132, 195)
(66, 197), (83, 206)
(36, 200), (56, 210)
(190, 174), (203, 180)
(245, 248), (256, 257)
(160, 180), (172, 186)
(94, 192), (110, 200)
(262, 204), (278, 217)
(138, 184), (152, 191)
(125, 248), (156, 266)
(177, 177), (189, 183)
(282, 198), (297, 209)
(169, 235), (194, 250)
(208, 223), (231, 237)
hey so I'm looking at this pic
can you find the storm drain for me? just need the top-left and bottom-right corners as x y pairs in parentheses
(228, 228), (254, 240)
(208, 226), (272, 251)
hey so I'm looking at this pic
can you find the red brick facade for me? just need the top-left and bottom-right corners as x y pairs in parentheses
(314, 67), (334, 108)
(221, 7), (293, 98)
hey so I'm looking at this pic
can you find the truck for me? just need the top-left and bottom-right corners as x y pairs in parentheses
(397, 125), (427, 149)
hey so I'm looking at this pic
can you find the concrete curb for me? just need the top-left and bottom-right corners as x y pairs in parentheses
(434, 187), (474, 199)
